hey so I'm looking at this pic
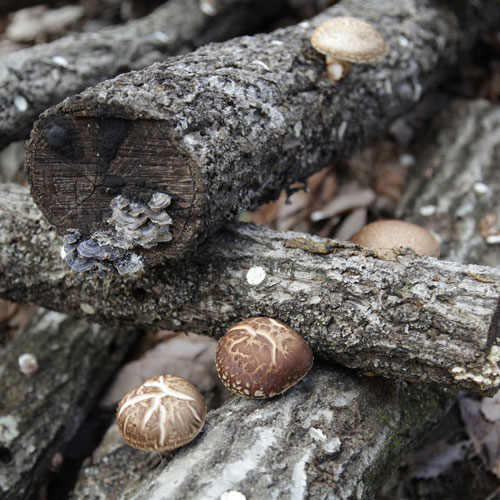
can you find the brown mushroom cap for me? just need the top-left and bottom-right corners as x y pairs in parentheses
(215, 317), (314, 399)
(349, 220), (440, 257)
(311, 17), (387, 63)
(116, 374), (207, 452)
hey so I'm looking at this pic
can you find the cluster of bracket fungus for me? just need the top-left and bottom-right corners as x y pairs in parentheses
(116, 374), (207, 453)
(62, 228), (144, 275)
(62, 192), (173, 275)
(349, 220), (441, 258)
(215, 317), (314, 399)
(108, 192), (173, 249)
(310, 16), (387, 82)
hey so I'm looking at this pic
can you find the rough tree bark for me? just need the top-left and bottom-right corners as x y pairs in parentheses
(0, 309), (139, 500)
(1, 183), (499, 394)
(24, 0), (500, 264)
(0, 0), (290, 147)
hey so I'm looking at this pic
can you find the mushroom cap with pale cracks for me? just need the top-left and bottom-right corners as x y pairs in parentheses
(215, 317), (314, 399)
(116, 374), (207, 452)
(311, 16), (387, 63)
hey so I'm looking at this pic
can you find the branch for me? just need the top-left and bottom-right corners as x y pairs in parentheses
(25, 0), (500, 262)
(397, 98), (500, 267)
(1, 183), (499, 395)
(0, 0), (290, 147)
(0, 309), (138, 500)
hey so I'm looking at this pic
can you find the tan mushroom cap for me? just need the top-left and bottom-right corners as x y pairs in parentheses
(215, 317), (314, 399)
(116, 374), (207, 452)
(311, 17), (387, 63)
(349, 220), (440, 258)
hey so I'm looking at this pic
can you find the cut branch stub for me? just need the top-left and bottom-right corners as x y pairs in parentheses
(25, 0), (500, 264)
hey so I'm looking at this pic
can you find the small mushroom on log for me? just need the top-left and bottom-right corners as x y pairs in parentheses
(116, 374), (207, 452)
(215, 317), (314, 398)
(310, 16), (387, 82)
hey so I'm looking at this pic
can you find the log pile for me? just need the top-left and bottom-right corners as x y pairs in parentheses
(1, 0), (500, 498)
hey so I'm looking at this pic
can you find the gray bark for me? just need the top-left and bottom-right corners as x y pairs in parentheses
(25, 0), (500, 262)
(397, 99), (500, 269)
(1, 183), (499, 395)
(0, 0), (289, 147)
(0, 308), (139, 500)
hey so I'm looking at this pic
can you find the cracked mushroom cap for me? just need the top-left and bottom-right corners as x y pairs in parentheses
(311, 16), (387, 64)
(215, 317), (314, 399)
(349, 220), (440, 257)
(116, 374), (207, 452)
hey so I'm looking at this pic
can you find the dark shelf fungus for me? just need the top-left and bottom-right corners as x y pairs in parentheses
(116, 374), (207, 453)
(215, 317), (314, 399)
(61, 191), (173, 275)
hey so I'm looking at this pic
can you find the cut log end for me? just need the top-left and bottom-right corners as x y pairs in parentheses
(26, 116), (200, 261)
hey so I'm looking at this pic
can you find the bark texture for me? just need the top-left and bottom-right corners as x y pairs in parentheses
(0, 0), (289, 147)
(25, 0), (500, 262)
(1, 184), (499, 394)
(0, 308), (138, 500)
(95, 367), (453, 500)
(397, 99), (500, 269)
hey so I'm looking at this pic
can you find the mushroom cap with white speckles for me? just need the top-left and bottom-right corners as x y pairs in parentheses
(215, 317), (314, 399)
(116, 374), (207, 452)
(349, 220), (440, 257)
(311, 17), (387, 63)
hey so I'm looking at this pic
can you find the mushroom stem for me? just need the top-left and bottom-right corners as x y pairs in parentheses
(325, 56), (352, 82)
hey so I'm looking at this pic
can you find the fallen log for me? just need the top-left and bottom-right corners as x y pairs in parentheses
(82, 366), (453, 500)
(0, 308), (139, 500)
(1, 183), (499, 395)
(25, 0), (500, 265)
(0, 0), (290, 147)
(397, 98), (500, 269)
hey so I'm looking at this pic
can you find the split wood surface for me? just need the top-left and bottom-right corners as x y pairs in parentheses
(25, 0), (500, 261)
(0, 0), (289, 147)
(0, 309), (138, 500)
(1, 183), (499, 395)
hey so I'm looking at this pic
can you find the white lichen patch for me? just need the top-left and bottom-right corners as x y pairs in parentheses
(473, 182), (490, 195)
(323, 436), (341, 454)
(246, 266), (266, 286)
(80, 303), (96, 315)
(451, 345), (500, 389)
(0, 415), (20, 444)
(220, 491), (246, 500)
(289, 446), (313, 500)
(486, 234), (500, 245)
(309, 427), (326, 441)
(419, 205), (437, 217)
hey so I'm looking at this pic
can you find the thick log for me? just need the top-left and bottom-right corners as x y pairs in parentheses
(0, 0), (290, 147)
(1, 183), (499, 394)
(25, 0), (500, 264)
(76, 366), (454, 500)
(0, 308), (138, 500)
(397, 98), (500, 269)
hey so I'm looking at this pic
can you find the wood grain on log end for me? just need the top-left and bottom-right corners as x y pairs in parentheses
(27, 116), (202, 260)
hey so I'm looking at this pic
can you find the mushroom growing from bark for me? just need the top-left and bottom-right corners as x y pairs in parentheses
(215, 317), (314, 399)
(310, 16), (387, 82)
(349, 219), (440, 257)
(116, 374), (207, 452)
